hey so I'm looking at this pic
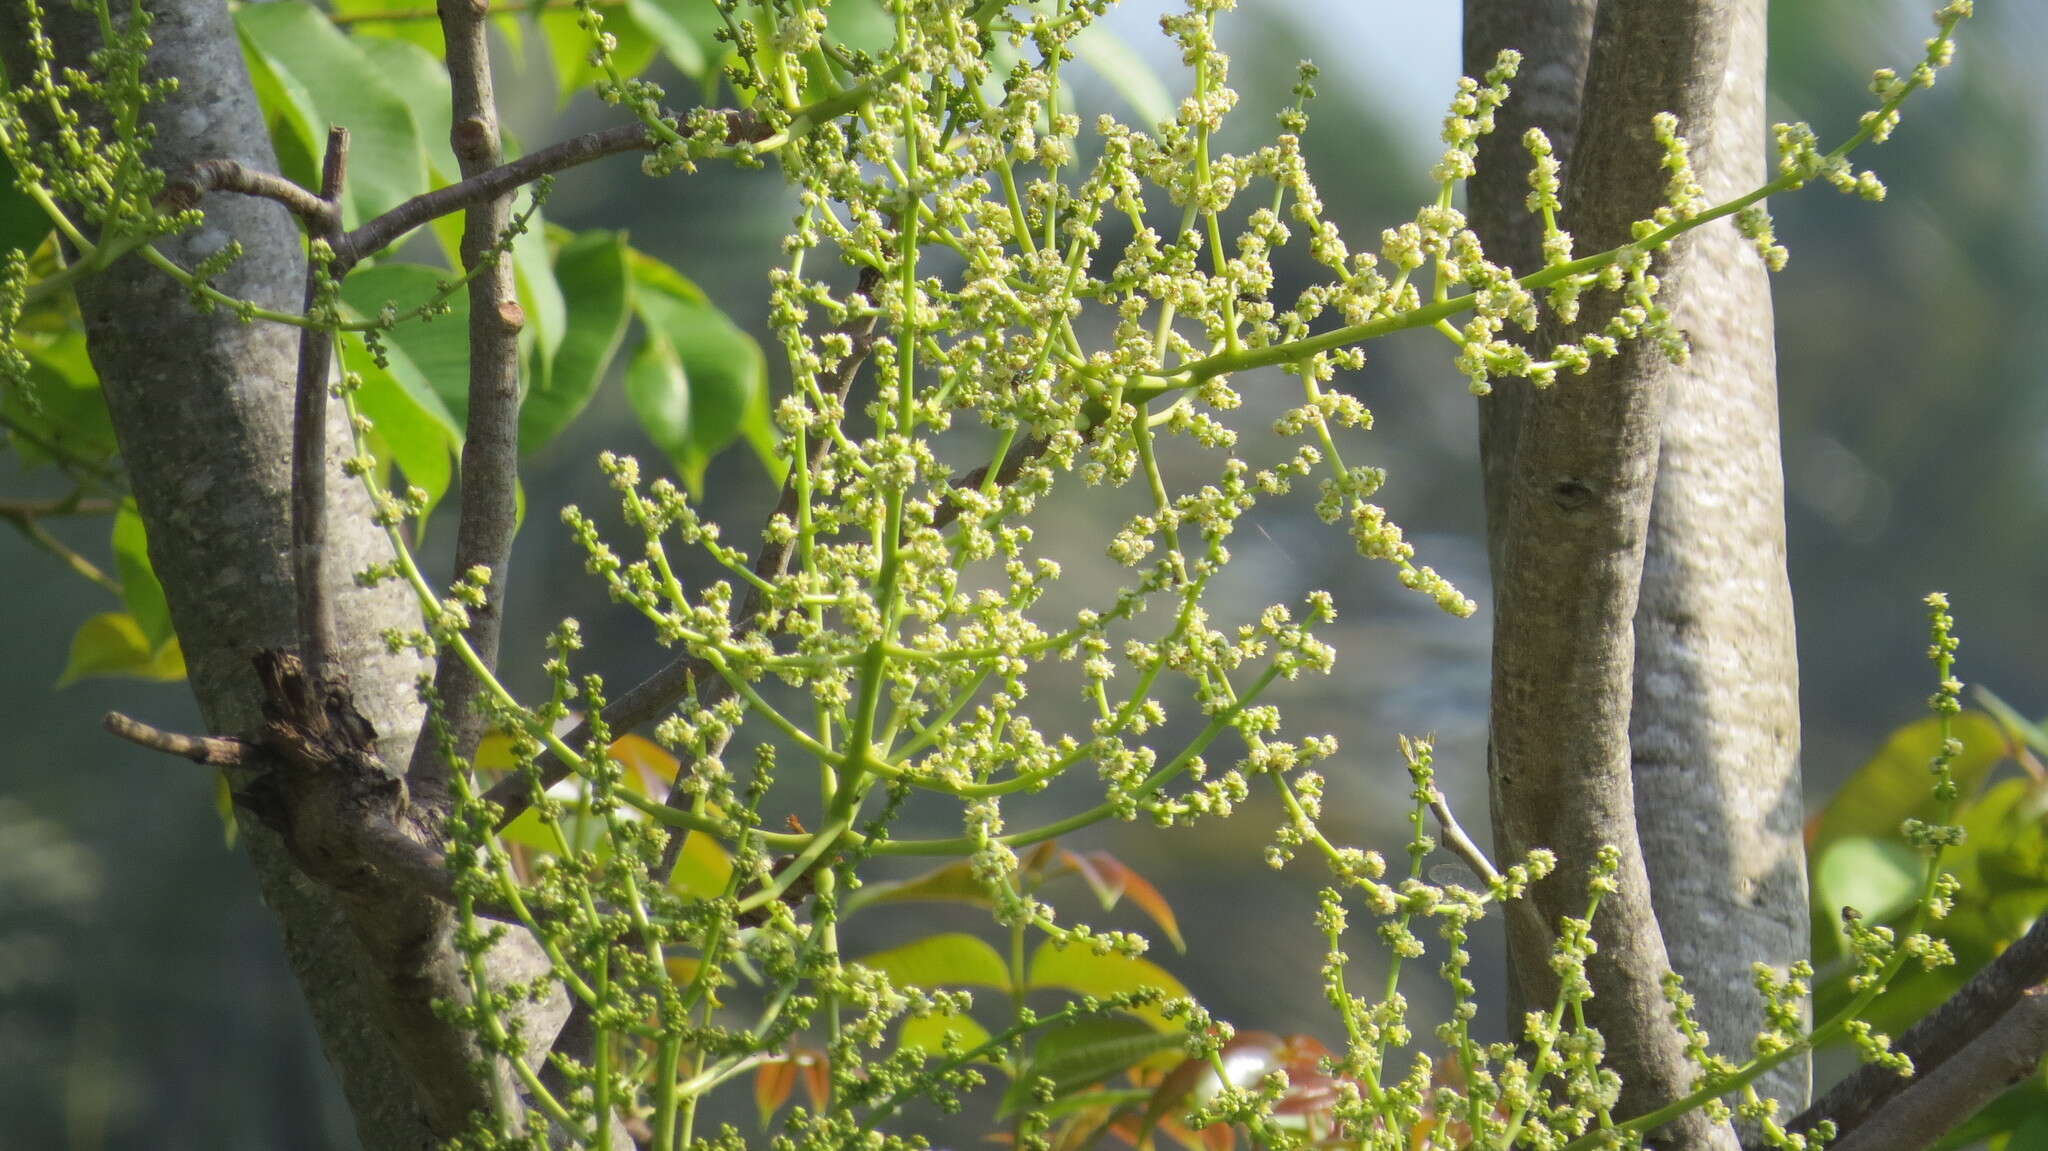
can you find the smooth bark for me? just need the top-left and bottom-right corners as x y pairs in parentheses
(1469, 0), (1808, 1125)
(1465, 0), (1598, 583)
(1627, 0), (1810, 1118)
(1467, 3), (1742, 1147)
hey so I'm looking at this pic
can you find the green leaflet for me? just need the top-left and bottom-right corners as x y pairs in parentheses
(338, 263), (473, 426)
(58, 612), (184, 687)
(625, 0), (720, 79)
(997, 1017), (1182, 1119)
(896, 1011), (996, 1060)
(537, 8), (658, 107)
(0, 148), (50, 258)
(235, 1), (430, 225)
(625, 248), (774, 493)
(110, 504), (172, 652)
(853, 933), (1012, 993)
(521, 230), (631, 455)
(345, 330), (457, 532)
(1029, 942), (1188, 1031)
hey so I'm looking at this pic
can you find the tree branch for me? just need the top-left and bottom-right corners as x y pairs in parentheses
(930, 432), (1049, 532)
(1464, 0), (1597, 581)
(337, 122), (651, 268)
(1626, 0), (1811, 1119)
(161, 158), (337, 228)
(334, 114), (774, 270)
(0, 494), (124, 592)
(103, 710), (253, 764)
(1427, 786), (1500, 889)
(404, 0), (528, 799)
(0, 4), (528, 1143)
(1824, 987), (2048, 1151)
(291, 126), (349, 684)
(1779, 915), (2048, 1147)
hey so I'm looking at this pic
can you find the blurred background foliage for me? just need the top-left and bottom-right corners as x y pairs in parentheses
(1, 0), (2044, 1146)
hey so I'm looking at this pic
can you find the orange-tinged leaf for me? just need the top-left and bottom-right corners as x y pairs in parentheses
(1061, 850), (1185, 953)
(1052, 1103), (1119, 1151)
(798, 1053), (830, 1111)
(610, 732), (680, 796)
(755, 1059), (797, 1127)
(1022, 839), (1062, 878)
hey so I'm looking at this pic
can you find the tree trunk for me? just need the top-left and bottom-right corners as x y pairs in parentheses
(1469, 0), (1809, 1124)
(1628, 0), (1811, 1118)
(1467, 3), (1756, 1147)
(0, 2), (550, 1144)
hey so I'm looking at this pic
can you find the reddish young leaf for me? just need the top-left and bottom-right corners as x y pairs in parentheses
(1061, 850), (1186, 953)
(754, 1058), (797, 1128)
(797, 1050), (830, 1112)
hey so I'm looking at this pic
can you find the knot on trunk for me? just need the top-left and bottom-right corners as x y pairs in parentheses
(235, 650), (425, 894)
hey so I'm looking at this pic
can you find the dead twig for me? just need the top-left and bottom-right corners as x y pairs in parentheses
(103, 711), (252, 765)
(161, 159), (338, 228)
(1427, 786), (1500, 888)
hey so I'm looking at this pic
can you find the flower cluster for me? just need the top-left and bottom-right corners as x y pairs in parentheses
(408, 0), (1974, 1145)
(0, 0), (1981, 1145)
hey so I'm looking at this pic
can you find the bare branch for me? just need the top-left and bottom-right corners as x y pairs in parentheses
(290, 126), (350, 685)
(330, 0), (605, 24)
(161, 159), (338, 228)
(0, 495), (118, 517)
(1780, 915), (2048, 1147)
(103, 711), (254, 765)
(337, 122), (654, 268)
(0, 411), (126, 485)
(1825, 987), (2048, 1151)
(333, 106), (787, 271)
(1, 495), (124, 592)
(405, 0), (530, 800)
(1427, 787), (1500, 889)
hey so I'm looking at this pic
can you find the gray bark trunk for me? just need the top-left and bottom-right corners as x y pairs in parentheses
(1471, 0), (1808, 1122)
(1465, 0), (1598, 585)
(0, 2), (551, 1145)
(1629, 0), (1811, 1118)
(1466, 3), (1751, 1148)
